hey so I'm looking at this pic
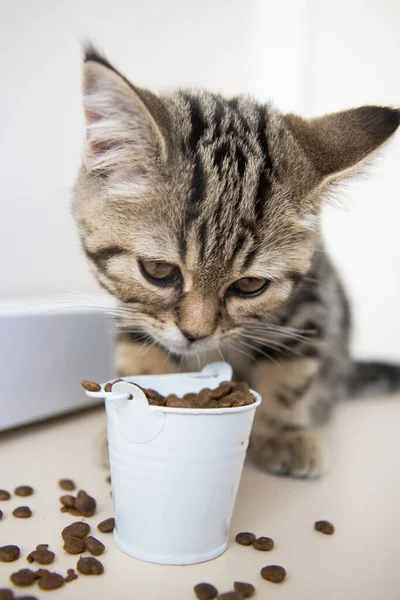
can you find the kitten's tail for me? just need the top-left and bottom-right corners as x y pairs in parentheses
(347, 361), (400, 398)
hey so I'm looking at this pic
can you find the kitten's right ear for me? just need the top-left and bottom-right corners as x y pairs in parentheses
(82, 46), (168, 195)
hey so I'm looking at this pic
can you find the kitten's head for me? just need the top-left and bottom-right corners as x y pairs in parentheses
(73, 46), (400, 356)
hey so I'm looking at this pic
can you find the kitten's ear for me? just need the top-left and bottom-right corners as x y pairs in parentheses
(284, 106), (400, 185)
(82, 47), (168, 193)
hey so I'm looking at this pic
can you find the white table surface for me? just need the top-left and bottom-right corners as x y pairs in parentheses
(1, 396), (399, 599)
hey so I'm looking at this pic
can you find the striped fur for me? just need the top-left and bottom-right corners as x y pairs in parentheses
(73, 47), (400, 477)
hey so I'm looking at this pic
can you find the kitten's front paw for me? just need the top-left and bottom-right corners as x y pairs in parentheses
(250, 429), (326, 479)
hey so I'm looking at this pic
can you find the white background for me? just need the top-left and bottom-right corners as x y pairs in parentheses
(0, 0), (399, 359)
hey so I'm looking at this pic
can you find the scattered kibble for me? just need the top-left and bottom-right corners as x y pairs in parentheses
(0, 545), (20, 563)
(38, 571), (65, 590)
(0, 490), (11, 501)
(60, 495), (76, 508)
(12, 506), (32, 519)
(58, 479), (76, 491)
(14, 486), (34, 497)
(81, 380), (101, 392)
(217, 593), (242, 600)
(0, 589), (14, 600)
(104, 383), (112, 393)
(193, 582), (218, 599)
(64, 568), (78, 583)
(97, 518), (114, 533)
(62, 522), (90, 541)
(10, 569), (36, 587)
(26, 545), (55, 565)
(77, 556), (104, 575)
(75, 490), (96, 517)
(63, 536), (86, 555)
(235, 532), (256, 546)
(260, 565), (286, 583)
(233, 582), (255, 598)
(314, 520), (335, 535)
(251, 536), (274, 551)
(85, 536), (105, 556)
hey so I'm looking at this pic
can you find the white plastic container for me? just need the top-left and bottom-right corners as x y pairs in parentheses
(85, 362), (261, 565)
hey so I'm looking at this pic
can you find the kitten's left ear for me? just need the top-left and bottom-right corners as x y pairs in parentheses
(284, 106), (400, 187)
(81, 46), (169, 194)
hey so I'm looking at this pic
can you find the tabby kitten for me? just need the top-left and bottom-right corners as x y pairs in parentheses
(73, 47), (400, 478)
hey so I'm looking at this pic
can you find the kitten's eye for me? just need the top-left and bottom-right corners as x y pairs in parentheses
(228, 277), (270, 297)
(139, 259), (181, 286)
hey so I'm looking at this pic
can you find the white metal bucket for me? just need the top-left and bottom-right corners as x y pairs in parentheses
(85, 362), (261, 565)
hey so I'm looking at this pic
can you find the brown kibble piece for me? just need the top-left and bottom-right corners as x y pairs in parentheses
(0, 589), (14, 600)
(193, 582), (218, 600)
(14, 486), (34, 497)
(235, 532), (256, 546)
(85, 536), (105, 556)
(38, 572), (65, 590)
(232, 381), (250, 394)
(58, 479), (76, 491)
(62, 521), (90, 541)
(12, 506), (32, 518)
(210, 382), (234, 399)
(60, 506), (81, 516)
(63, 536), (86, 554)
(144, 388), (166, 405)
(81, 380), (101, 392)
(233, 582), (255, 598)
(0, 545), (20, 562)
(0, 510), (3, 520)
(35, 569), (50, 578)
(60, 495), (76, 508)
(77, 556), (104, 575)
(251, 536), (274, 551)
(26, 545), (55, 565)
(260, 565), (286, 583)
(64, 568), (78, 583)
(217, 593), (242, 600)
(75, 490), (96, 517)
(166, 395), (188, 408)
(10, 569), (36, 587)
(97, 517), (115, 533)
(0, 490), (11, 501)
(314, 520), (335, 535)
(104, 383), (112, 393)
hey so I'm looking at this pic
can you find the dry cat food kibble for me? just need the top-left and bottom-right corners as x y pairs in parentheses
(251, 536), (274, 551)
(64, 568), (78, 583)
(12, 506), (32, 519)
(58, 479), (76, 491)
(260, 565), (287, 583)
(26, 544), (55, 565)
(85, 536), (105, 556)
(314, 520), (335, 535)
(0, 545), (20, 562)
(80, 380), (101, 392)
(10, 569), (36, 587)
(0, 590), (14, 600)
(14, 486), (34, 497)
(84, 378), (255, 408)
(60, 490), (96, 517)
(235, 532), (256, 546)
(193, 583), (218, 600)
(0, 490), (11, 500)
(77, 556), (104, 575)
(38, 571), (65, 590)
(97, 517), (115, 533)
(63, 536), (86, 554)
(217, 593), (242, 600)
(233, 582), (255, 598)
(0, 510), (3, 520)
(62, 521), (91, 541)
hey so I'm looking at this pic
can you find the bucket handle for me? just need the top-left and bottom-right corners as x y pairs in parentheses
(109, 382), (166, 443)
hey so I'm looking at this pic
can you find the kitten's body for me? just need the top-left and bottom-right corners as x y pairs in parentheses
(74, 47), (400, 477)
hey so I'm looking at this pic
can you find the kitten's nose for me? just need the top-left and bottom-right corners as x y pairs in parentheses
(181, 330), (208, 342)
